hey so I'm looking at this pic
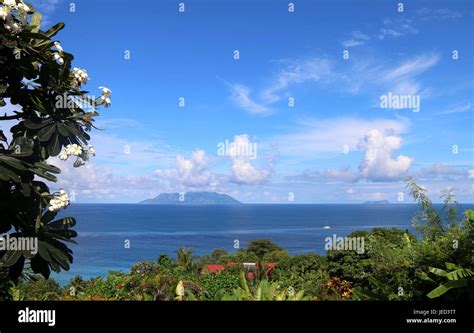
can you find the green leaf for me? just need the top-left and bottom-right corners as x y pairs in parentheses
(31, 255), (50, 279)
(49, 217), (76, 230)
(41, 210), (58, 224)
(427, 280), (468, 298)
(34, 161), (60, 174)
(37, 124), (56, 142)
(24, 118), (53, 130)
(445, 262), (461, 271)
(446, 268), (473, 281)
(30, 167), (57, 182)
(57, 123), (69, 136)
(0, 165), (21, 182)
(30, 12), (42, 33)
(20, 32), (49, 40)
(0, 155), (28, 171)
(1, 250), (22, 267)
(418, 271), (436, 284)
(47, 132), (61, 156)
(429, 267), (448, 277)
(44, 22), (65, 38)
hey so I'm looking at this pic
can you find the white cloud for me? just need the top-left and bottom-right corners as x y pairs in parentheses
(155, 149), (216, 187)
(324, 166), (358, 183)
(468, 169), (474, 179)
(228, 134), (271, 184)
(416, 8), (462, 21)
(229, 52), (438, 115)
(230, 58), (332, 113)
(88, 131), (174, 174)
(358, 129), (413, 181)
(383, 54), (439, 81)
(339, 53), (439, 97)
(437, 103), (472, 115)
(342, 31), (370, 48)
(230, 84), (272, 114)
(377, 18), (418, 40)
(260, 58), (333, 104)
(273, 117), (410, 156)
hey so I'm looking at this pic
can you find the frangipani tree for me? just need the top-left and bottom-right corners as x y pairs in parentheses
(0, 0), (110, 295)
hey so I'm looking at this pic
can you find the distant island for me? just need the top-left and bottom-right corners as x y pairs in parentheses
(362, 200), (391, 204)
(140, 192), (242, 205)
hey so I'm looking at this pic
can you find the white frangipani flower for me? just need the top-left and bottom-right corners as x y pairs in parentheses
(53, 52), (64, 65)
(98, 86), (112, 107)
(72, 67), (89, 86)
(54, 41), (63, 52)
(100, 95), (111, 107)
(65, 144), (82, 156)
(3, 0), (16, 7)
(99, 86), (111, 95)
(87, 145), (96, 156)
(48, 189), (70, 212)
(59, 149), (68, 160)
(17, 2), (30, 12)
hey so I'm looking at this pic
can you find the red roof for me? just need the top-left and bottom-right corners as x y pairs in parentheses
(201, 264), (225, 274)
(201, 262), (276, 277)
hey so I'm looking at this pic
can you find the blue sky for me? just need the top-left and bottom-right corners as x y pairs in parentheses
(26, 0), (473, 203)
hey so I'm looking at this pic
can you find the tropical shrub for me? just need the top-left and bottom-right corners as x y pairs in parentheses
(422, 262), (474, 300)
(246, 239), (284, 259)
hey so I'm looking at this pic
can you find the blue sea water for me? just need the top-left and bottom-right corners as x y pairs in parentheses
(51, 203), (473, 284)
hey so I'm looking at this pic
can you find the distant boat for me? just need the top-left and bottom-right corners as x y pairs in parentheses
(323, 224), (331, 230)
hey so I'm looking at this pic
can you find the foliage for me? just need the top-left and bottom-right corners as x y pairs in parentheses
(199, 271), (240, 299)
(0, 0), (109, 296)
(8, 180), (474, 301)
(246, 239), (284, 259)
(12, 276), (62, 300)
(221, 272), (308, 301)
(422, 262), (474, 300)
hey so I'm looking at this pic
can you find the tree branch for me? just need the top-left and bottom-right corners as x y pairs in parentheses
(0, 114), (21, 120)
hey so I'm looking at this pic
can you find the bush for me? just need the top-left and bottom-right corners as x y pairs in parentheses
(247, 240), (283, 259)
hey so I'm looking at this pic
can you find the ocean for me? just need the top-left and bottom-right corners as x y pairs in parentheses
(51, 203), (473, 284)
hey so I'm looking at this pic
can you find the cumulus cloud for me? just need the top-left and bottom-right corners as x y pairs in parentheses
(273, 117), (410, 156)
(358, 129), (413, 181)
(228, 135), (271, 185)
(155, 149), (216, 187)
